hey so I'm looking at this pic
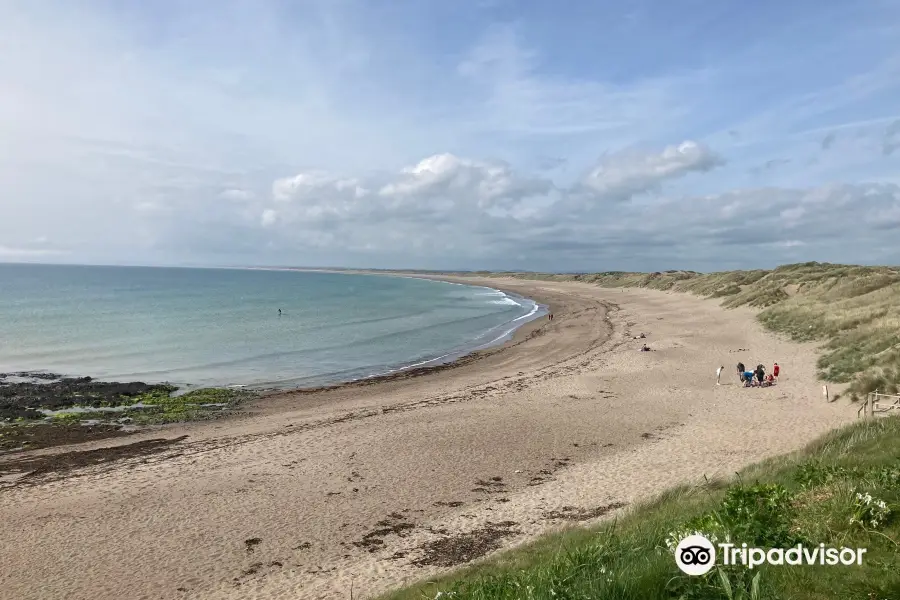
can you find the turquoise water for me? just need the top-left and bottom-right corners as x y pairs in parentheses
(0, 264), (543, 389)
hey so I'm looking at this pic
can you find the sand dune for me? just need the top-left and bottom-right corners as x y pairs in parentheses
(0, 278), (855, 600)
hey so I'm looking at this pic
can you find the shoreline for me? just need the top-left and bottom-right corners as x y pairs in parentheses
(0, 277), (856, 600)
(252, 284), (552, 397)
(1, 274), (549, 396)
(256, 285), (549, 393)
(227, 271), (551, 393)
(1, 274), (553, 454)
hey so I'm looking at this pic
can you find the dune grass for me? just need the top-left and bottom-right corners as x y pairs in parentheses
(494, 262), (900, 401)
(382, 417), (900, 600)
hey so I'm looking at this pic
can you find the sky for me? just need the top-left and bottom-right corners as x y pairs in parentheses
(2, 0), (900, 272)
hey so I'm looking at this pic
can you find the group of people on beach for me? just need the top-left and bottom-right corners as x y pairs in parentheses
(717, 362), (780, 387)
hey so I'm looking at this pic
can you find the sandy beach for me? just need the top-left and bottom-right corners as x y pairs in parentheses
(0, 277), (856, 600)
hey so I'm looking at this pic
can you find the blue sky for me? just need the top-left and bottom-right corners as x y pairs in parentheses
(1, 0), (899, 271)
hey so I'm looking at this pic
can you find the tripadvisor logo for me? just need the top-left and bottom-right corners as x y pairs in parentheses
(675, 535), (716, 575)
(674, 534), (867, 575)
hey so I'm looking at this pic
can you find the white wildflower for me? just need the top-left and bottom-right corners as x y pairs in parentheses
(850, 488), (892, 529)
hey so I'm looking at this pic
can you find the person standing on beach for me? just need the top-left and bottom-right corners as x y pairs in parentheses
(773, 362), (780, 378)
(716, 365), (724, 385)
(737, 362), (745, 383)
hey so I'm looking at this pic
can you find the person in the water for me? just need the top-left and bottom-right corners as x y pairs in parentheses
(278, 309), (282, 316)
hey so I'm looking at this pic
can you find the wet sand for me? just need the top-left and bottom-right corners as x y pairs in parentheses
(0, 277), (855, 600)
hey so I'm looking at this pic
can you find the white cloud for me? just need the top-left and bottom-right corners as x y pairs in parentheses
(267, 152), (552, 235)
(378, 154), (552, 212)
(272, 173), (366, 204)
(241, 143), (900, 270)
(579, 141), (722, 198)
(260, 209), (277, 227)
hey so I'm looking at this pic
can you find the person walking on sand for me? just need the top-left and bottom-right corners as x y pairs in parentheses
(716, 365), (724, 385)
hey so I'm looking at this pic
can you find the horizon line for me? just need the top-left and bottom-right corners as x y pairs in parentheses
(1, 259), (892, 275)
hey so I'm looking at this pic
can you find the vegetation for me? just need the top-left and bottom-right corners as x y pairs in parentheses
(3, 387), (250, 427)
(383, 417), (900, 600)
(0, 386), (252, 451)
(499, 262), (900, 401)
(129, 387), (250, 424)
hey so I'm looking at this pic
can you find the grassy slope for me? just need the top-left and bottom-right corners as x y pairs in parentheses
(494, 262), (900, 400)
(383, 417), (900, 600)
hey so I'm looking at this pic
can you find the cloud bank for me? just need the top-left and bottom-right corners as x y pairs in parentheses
(165, 142), (896, 271)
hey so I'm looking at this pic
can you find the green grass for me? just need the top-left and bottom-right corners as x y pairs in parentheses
(492, 262), (900, 401)
(383, 417), (900, 600)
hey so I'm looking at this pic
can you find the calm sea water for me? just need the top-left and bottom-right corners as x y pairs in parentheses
(0, 264), (543, 389)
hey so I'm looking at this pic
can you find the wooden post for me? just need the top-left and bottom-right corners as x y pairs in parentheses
(869, 392), (876, 419)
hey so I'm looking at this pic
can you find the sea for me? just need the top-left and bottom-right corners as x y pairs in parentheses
(0, 264), (544, 390)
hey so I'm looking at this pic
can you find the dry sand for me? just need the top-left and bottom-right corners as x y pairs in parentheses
(0, 277), (856, 600)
